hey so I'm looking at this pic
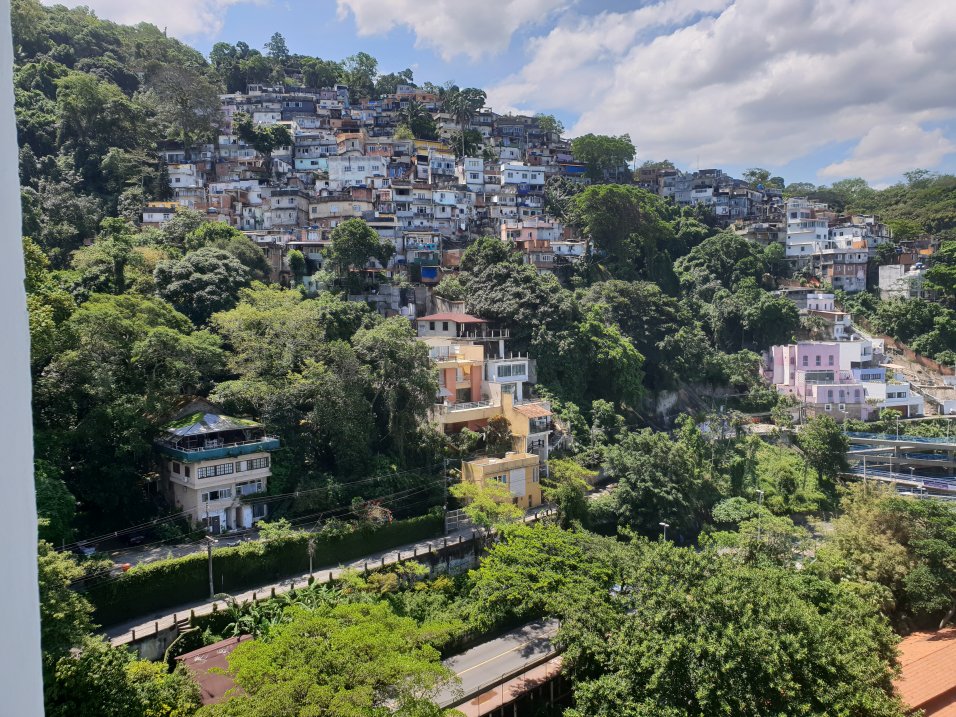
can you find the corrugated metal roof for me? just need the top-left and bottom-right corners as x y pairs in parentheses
(163, 412), (261, 436)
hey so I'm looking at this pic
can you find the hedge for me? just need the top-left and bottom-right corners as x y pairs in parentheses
(87, 513), (444, 626)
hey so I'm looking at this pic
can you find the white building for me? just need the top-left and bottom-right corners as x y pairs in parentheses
(156, 409), (278, 534)
(500, 162), (545, 187)
(327, 154), (386, 189)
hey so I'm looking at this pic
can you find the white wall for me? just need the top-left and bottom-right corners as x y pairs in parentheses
(0, 0), (44, 709)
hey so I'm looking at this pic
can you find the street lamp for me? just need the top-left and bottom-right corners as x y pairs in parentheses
(659, 521), (670, 542)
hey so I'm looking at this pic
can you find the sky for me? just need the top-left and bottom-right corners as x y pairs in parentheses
(45, 0), (956, 186)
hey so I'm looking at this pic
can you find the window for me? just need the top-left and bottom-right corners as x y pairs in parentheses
(197, 462), (234, 479)
(429, 321), (435, 331)
(802, 356), (808, 367)
(815, 356), (821, 366)
(184, 466), (191, 478)
(496, 362), (527, 378)
(236, 480), (264, 496)
(825, 404), (832, 411)
(237, 457), (270, 472)
(839, 403), (846, 411)
(532, 468), (539, 483)
(442, 322), (449, 331)
(201, 488), (233, 502)
(827, 389), (834, 401)
(252, 503), (267, 519)
(854, 389), (861, 400)
(172, 462), (181, 475)
(828, 355), (834, 366)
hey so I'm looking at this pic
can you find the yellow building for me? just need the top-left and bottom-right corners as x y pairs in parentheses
(461, 451), (542, 510)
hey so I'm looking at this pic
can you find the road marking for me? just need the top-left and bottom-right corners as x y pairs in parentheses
(454, 634), (555, 677)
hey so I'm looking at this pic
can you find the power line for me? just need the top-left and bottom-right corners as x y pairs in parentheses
(59, 463), (443, 552)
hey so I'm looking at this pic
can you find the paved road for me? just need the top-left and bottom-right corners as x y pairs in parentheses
(436, 619), (559, 708)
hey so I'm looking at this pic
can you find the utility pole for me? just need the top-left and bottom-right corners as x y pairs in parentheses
(204, 536), (216, 598)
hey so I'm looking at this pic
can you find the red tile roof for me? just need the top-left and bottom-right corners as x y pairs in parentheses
(417, 313), (487, 323)
(895, 627), (956, 713)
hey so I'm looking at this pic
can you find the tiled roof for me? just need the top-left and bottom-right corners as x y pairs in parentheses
(513, 403), (552, 419)
(895, 627), (956, 713)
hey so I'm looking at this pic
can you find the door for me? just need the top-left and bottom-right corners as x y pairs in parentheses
(206, 515), (221, 535)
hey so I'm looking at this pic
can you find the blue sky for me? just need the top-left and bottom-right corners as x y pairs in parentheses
(50, 0), (956, 186)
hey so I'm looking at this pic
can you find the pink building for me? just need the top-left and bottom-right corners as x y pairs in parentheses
(766, 342), (870, 420)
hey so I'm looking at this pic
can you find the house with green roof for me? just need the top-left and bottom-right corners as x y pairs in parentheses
(155, 400), (279, 534)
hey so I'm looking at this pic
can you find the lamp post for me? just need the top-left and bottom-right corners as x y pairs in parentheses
(659, 521), (669, 542)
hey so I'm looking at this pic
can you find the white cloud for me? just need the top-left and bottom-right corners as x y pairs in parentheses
(820, 124), (956, 183)
(487, 0), (956, 182)
(40, 0), (264, 39)
(335, 0), (570, 61)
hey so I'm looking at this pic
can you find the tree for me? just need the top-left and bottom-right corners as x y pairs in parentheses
(581, 280), (694, 390)
(325, 218), (394, 291)
(741, 167), (782, 189)
(601, 428), (716, 539)
(374, 68), (413, 97)
(37, 541), (93, 674)
(483, 414), (514, 454)
(35, 294), (224, 527)
(926, 240), (956, 303)
(185, 222), (271, 280)
(560, 541), (907, 717)
(234, 112), (293, 179)
(813, 485), (956, 629)
(468, 524), (617, 629)
(572, 184), (677, 285)
(450, 480), (523, 533)
(399, 99), (438, 140)
(542, 459), (593, 528)
(264, 32), (289, 63)
(35, 460), (76, 544)
(352, 317), (436, 460)
(445, 87), (486, 159)
(535, 113), (564, 136)
(570, 133), (635, 183)
(301, 57), (342, 89)
(340, 51), (378, 102)
(147, 65), (222, 160)
(287, 248), (305, 279)
(796, 415), (848, 498)
(155, 247), (252, 325)
(198, 602), (455, 717)
(46, 637), (200, 717)
(449, 128), (482, 159)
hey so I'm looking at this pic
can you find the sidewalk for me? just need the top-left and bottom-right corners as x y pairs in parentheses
(107, 506), (559, 646)
(106, 526), (475, 645)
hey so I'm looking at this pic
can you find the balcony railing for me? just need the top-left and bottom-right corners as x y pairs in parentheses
(442, 400), (493, 412)
(156, 437), (280, 462)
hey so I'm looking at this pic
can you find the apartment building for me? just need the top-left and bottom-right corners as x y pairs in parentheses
(155, 407), (279, 534)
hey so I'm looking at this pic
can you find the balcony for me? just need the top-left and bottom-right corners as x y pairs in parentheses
(156, 437), (280, 463)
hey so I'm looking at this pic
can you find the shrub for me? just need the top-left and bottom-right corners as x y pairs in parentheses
(85, 513), (443, 626)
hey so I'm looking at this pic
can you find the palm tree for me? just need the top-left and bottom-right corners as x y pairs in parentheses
(445, 87), (486, 159)
(399, 99), (426, 130)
